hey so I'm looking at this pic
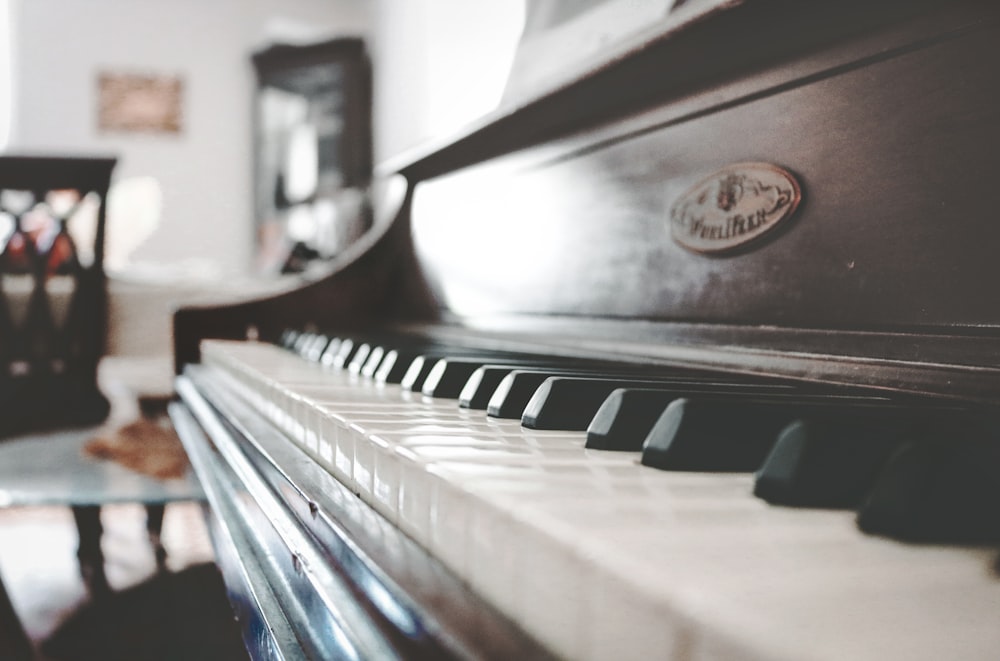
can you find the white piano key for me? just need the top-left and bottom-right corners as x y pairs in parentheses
(395, 450), (434, 546)
(372, 430), (591, 527)
(196, 341), (1000, 661)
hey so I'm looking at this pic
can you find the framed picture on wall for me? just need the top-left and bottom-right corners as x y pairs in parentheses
(97, 71), (184, 134)
(252, 38), (372, 274)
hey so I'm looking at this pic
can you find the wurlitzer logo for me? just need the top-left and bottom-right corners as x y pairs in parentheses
(670, 163), (802, 253)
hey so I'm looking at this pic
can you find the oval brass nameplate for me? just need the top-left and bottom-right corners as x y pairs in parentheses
(670, 162), (802, 254)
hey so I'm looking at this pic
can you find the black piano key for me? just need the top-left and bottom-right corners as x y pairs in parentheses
(348, 343), (374, 374)
(753, 416), (908, 508)
(319, 337), (354, 369)
(360, 345), (387, 378)
(280, 329), (298, 349)
(319, 332), (435, 373)
(461, 359), (655, 409)
(393, 346), (567, 393)
(401, 355), (444, 392)
(401, 353), (488, 391)
(319, 338), (345, 367)
(375, 345), (485, 385)
(459, 366), (517, 409)
(422, 359), (504, 399)
(857, 429), (1000, 543)
(292, 332), (313, 355)
(522, 378), (675, 431)
(641, 398), (800, 472)
(422, 356), (582, 399)
(522, 377), (798, 431)
(486, 368), (666, 419)
(488, 370), (581, 419)
(375, 348), (423, 384)
(328, 338), (357, 369)
(402, 353), (517, 393)
(467, 360), (710, 413)
(639, 395), (950, 473)
(304, 334), (332, 362)
(586, 389), (680, 451)
(486, 366), (756, 420)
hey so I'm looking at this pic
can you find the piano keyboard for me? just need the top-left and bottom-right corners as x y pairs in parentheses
(178, 337), (1000, 661)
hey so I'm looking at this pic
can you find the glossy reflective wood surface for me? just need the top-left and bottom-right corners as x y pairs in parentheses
(412, 11), (1000, 329)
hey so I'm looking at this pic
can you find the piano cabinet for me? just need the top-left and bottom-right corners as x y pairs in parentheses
(171, 1), (1000, 659)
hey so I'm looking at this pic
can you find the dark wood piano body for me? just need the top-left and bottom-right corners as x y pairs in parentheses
(171, 1), (1000, 658)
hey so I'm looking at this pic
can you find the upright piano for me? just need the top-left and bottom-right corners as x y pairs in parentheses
(169, 0), (1000, 658)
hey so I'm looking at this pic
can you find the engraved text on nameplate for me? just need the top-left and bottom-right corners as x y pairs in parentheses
(670, 163), (802, 253)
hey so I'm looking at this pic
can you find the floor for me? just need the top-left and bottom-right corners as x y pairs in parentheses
(0, 502), (244, 660)
(0, 357), (246, 659)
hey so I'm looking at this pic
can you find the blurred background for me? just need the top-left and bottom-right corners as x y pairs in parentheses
(1, 0), (526, 279)
(0, 0), (529, 360)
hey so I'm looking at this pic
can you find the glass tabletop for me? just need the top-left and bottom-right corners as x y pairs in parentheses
(0, 424), (203, 508)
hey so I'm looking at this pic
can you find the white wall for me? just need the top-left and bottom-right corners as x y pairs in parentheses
(8, 0), (371, 276)
(7, 0), (528, 273)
